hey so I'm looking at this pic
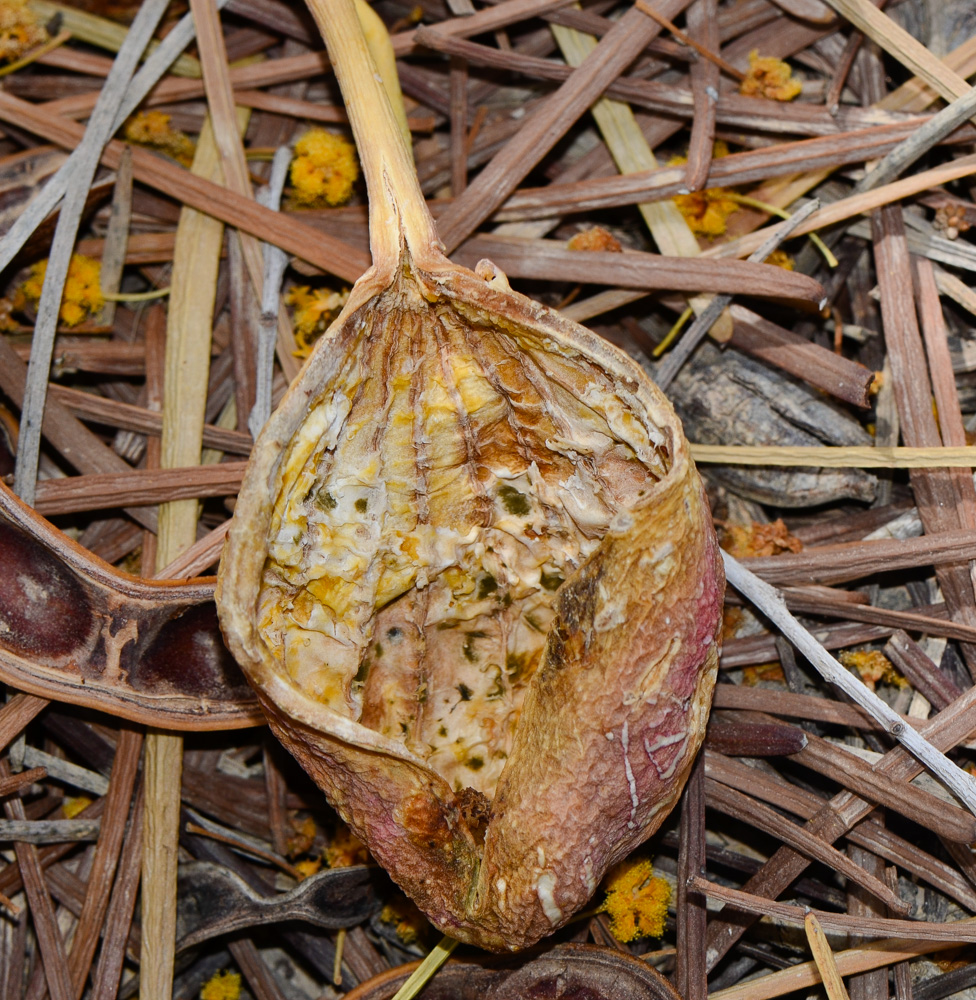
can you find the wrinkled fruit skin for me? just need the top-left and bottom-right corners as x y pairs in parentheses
(218, 255), (724, 951)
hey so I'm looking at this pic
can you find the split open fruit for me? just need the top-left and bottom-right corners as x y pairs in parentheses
(217, 0), (724, 950)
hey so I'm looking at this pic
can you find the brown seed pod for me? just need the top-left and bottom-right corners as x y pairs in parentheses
(217, 0), (724, 951)
(0, 479), (260, 729)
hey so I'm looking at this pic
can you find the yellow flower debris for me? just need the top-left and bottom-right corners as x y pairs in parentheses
(0, 297), (17, 332)
(293, 857), (322, 880)
(123, 110), (196, 167)
(290, 129), (359, 207)
(668, 141), (739, 237)
(765, 249), (795, 270)
(200, 969), (241, 1000)
(601, 857), (671, 943)
(839, 650), (907, 691)
(18, 254), (104, 326)
(0, 0), (46, 64)
(740, 51), (803, 101)
(379, 897), (428, 946)
(287, 285), (349, 358)
(324, 823), (369, 868)
(720, 519), (803, 559)
(62, 795), (93, 819)
(285, 814), (317, 858)
(567, 226), (622, 253)
(742, 662), (786, 686)
(672, 187), (741, 237)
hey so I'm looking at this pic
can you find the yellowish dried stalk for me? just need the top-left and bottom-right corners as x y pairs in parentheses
(690, 445), (976, 468)
(550, 13), (732, 340)
(142, 116), (238, 1000)
(218, 0), (723, 951)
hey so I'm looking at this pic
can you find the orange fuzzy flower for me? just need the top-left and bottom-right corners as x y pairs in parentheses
(740, 51), (803, 101)
(567, 226), (622, 253)
(287, 285), (349, 357)
(290, 129), (359, 207)
(124, 110), (196, 167)
(601, 858), (671, 943)
(0, 0), (46, 63)
(19, 255), (104, 326)
(720, 519), (802, 559)
(839, 650), (907, 691)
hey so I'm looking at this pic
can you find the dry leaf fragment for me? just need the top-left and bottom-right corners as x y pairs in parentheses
(217, 0), (723, 951)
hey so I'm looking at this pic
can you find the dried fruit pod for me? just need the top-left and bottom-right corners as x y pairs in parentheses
(0, 480), (260, 729)
(217, 0), (723, 951)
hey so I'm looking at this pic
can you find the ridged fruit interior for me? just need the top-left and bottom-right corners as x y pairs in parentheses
(258, 271), (673, 798)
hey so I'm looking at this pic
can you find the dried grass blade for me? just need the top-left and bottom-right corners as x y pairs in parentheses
(822, 0), (973, 105)
(141, 112), (232, 1000)
(13, 0), (171, 505)
(1, 760), (72, 1000)
(90, 782), (144, 1000)
(29, 0), (201, 76)
(66, 728), (143, 998)
(434, 0), (691, 252)
(695, 877), (976, 944)
(805, 912), (852, 1000)
(690, 444), (976, 466)
(722, 554), (976, 817)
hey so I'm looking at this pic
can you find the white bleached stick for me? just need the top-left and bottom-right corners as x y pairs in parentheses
(722, 551), (976, 817)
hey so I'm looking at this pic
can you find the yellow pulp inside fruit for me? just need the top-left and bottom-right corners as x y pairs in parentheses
(259, 276), (670, 797)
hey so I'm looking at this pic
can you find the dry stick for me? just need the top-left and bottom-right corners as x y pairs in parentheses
(710, 937), (956, 1000)
(0, 0), (230, 276)
(635, 0), (744, 81)
(654, 199), (820, 389)
(779, 593), (976, 642)
(703, 755), (976, 911)
(31, 462), (247, 515)
(0, 694), (48, 753)
(93, 144), (133, 331)
(872, 201), (976, 679)
(548, 7), (731, 341)
(822, 0), (974, 106)
(157, 520), (231, 579)
(694, 877), (976, 944)
(723, 553), (976, 814)
(853, 86), (976, 198)
(0, 91), (370, 282)
(702, 700), (976, 967)
(789, 731), (976, 841)
(249, 146), (291, 438)
(915, 256), (976, 525)
(0, 767), (47, 798)
(434, 0), (692, 253)
(690, 444), (976, 466)
(13, 0), (171, 505)
(453, 238), (823, 301)
(1, 761), (72, 1000)
(89, 782), (144, 1000)
(683, 0), (720, 194)
(805, 912), (851, 1000)
(190, 0), (298, 383)
(676, 758), (708, 1000)
(65, 728), (143, 1000)
(885, 631), (962, 711)
(824, 27), (865, 114)
(48, 384), (252, 455)
(449, 56), (468, 197)
(704, 782), (908, 912)
(494, 120), (960, 221)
